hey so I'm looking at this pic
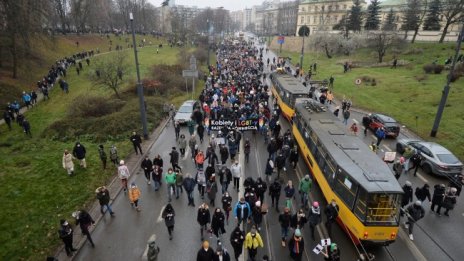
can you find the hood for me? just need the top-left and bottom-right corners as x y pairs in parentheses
(311, 206), (320, 215)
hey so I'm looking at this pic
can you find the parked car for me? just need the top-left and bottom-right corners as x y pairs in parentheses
(396, 139), (463, 177)
(174, 100), (198, 124)
(368, 113), (400, 138)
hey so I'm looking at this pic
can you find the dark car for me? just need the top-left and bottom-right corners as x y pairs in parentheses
(368, 113), (400, 138)
(396, 139), (463, 177)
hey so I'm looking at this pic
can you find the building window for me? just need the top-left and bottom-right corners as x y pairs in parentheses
(301, 16), (304, 24)
(336, 5), (339, 10)
(328, 5), (332, 11)
(301, 7), (305, 12)
(315, 6), (318, 11)
(344, 4), (347, 10)
(327, 15), (331, 24)
(334, 15), (338, 23)
(313, 16), (316, 23)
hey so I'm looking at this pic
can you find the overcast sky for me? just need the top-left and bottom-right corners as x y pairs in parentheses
(148, 0), (268, 11)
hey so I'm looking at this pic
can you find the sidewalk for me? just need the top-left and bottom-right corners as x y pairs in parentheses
(54, 117), (169, 260)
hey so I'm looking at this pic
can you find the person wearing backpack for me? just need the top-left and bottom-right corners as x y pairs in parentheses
(415, 184), (431, 202)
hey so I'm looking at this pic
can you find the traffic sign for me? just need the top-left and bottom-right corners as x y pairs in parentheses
(277, 36), (285, 44)
(355, 78), (362, 85)
(182, 70), (198, 78)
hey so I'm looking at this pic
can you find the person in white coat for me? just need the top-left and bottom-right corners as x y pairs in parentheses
(118, 160), (130, 193)
(230, 160), (242, 192)
(62, 150), (75, 176)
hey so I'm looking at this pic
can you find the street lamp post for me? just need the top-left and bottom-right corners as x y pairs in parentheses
(207, 19), (211, 68)
(129, 12), (149, 139)
(299, 25), (310, 72)
(430, 23), (464, 137)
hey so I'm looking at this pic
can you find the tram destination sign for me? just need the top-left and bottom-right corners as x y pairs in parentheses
(205, 118), (259, 131)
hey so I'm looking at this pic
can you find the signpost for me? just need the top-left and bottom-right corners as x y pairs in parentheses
(182, 55), (198, 99)
(277, 36), (285, 53)
(204, 118), (259, 131)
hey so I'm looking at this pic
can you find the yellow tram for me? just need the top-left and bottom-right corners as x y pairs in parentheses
(292, 100), (403, 245)
(270, 72), (309, 121)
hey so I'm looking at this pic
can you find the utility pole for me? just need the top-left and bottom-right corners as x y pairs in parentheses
(129, 12), (149, 139)
(430, 23), (464, 137)
(299, 25), (310, 72)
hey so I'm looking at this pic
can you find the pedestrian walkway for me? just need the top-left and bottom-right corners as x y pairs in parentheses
(54, 117), (169, 260)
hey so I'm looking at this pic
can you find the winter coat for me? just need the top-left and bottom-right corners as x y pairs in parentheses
(289, 149), (298, 162)
(401, 185), (413, 207)
(207, 181), (218, 201)
(308, 206), (321, 226)
(442, 191), (457, 210)
(213, 251), (230, 261)
(196, 170), (207, 187)
(175, 172), (184, 186)
(244, 232), (264, 250)
(183, 177), (196, 192)
(196, 247), (215, 261)
(265, 160), (274, 176)
(76, 211), (94, 233)
(233, 201), (251, 220)
(72, 144), (86, 159)
(324, 204), (339, 223)
(205, 166), (216, 181)
(406, 204), (425, 222)
(415, 186), (431, 202)
(284, 185), (295, 198)
(189, 138), (197, 150)
(230, 227), (245, 250)
(130, 134), (142, 145)
(279, 212), (291, 228)
(98, 147), (107, 160)
(269, 182), (281, 197)
(153, 157), (163, 168)
(255, 181), (267, 196)
(220, 146), (229, 162)
(299, 178), (312, 193)
(288, 236), (305, 258)
(162, 207), (175, 227)
(178, 137), (187, 150)
(275, 155), (286, 169)
(62, 153), (74, 169)
(230, 164), (241, 178)
(432, 185), (446, 205)
(165, 172), (177, 185)
(211, 212), (226, 235)
(219, 168), (232, 184)
(58, 224), (73, 242)
(170, 149), (179, 164)
(252, 206), (263, 225)
(109, 147), (118, 161)
(141, 159), (153, 172)
(197, 206), (211, 225)
(128, 187), (141, 202)
(290, 213), (308, 229)
(118, 165), (130, 179)
(96, 189), (110, 205)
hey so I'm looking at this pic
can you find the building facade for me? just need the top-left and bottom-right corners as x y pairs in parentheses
(296, 0), (362, 35)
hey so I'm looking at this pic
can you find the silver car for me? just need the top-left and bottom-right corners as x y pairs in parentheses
(396, 139), (463, 177)
(174, 100), (197, 124)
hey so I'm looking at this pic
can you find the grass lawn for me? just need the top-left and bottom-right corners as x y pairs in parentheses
(0, 43), (203, 260)
(275, 42), (464, 161)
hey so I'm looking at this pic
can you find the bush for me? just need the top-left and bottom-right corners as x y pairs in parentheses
(43, 96), (163, 141)
(423, 64), (434, 74)
(150, 64), (185, 94)
(433, 64), (444, 74)
(68, 95), (125, 118)
(423, 64), (444, 74)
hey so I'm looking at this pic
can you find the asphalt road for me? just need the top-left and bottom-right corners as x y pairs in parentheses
(72, 37), (464, 261)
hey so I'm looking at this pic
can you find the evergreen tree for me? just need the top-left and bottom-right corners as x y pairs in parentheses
(401, 0), (421, 35)
(364, 0), (382, 30)
(423, 0), (441, 30)
(382, 8), (397, 31)
(348, 0), (363, 32)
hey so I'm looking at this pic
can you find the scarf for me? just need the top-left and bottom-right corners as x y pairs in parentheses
(293, 237), (301, 254)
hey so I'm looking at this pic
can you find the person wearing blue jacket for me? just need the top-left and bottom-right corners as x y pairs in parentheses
(234, 197), (251, 226)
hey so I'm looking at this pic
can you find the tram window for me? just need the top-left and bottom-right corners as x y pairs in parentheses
(354, 188), (368, 222)
(333, 170), (358, 209)
(365, 193), (401, 226)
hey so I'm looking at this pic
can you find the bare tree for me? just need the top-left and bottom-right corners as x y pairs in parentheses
(91, 53), (129, 99)
(411, 0), (428, 43)
(438, 0), (464, 43)
(368, 32), (406, 63)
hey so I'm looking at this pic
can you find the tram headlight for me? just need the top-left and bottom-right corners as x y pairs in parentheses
(363, 231), (369, 239)
(390, 232), (396, 239)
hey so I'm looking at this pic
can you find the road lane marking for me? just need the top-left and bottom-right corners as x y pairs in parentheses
(371, 135), (377, 140)
(253, 137), (274, 261)
(156, 205), (166, 223)
(383, 145), (392, 152)
(352, 119), (359, 124)
(416, 173), (428, 183)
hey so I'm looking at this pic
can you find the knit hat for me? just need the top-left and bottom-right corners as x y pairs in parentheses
(250, 228), (257, 235)
(255, 201), (261, 207)
(405, 181), (412, 187)
(120, 160), (125, 165)
(294, 228), (302, 237)
(415, 200), (422, 206)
